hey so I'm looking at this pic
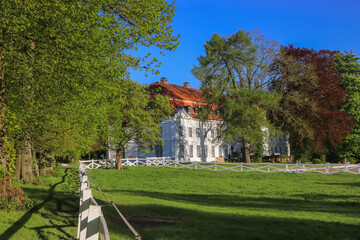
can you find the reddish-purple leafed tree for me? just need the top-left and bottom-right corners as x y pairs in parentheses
(270, 45), (354, 154)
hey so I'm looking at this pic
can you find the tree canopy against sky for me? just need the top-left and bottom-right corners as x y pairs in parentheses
(192, 29), (280, 163)
(0, 0), (179, 180)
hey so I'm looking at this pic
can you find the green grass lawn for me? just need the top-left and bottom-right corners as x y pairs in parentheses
(89, 166), (360, 240)
(0, 168), (79, 239)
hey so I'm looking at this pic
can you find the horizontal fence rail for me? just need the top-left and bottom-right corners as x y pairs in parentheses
(79, 157), (176, 169)
(79, 158), (360, 175)
(162, 162), (360, 175)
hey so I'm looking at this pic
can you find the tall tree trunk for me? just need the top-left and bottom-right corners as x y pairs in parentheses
(33, 150), (39, 177)
(115, 145), (124, 170)
(15, 136), (33, 182)
(242, 139), (251, 164)
(0, 44), (8, 172)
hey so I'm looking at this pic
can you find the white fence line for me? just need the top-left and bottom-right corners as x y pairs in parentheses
(78, 164), (110, 240)
(162, 162), (360, 174)
(79, 157), (176, 169)
(79, 159), (360, 175)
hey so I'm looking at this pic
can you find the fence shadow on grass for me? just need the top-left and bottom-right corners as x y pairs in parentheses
(0, 168), (79, 240)
(104, 189), (360, 217)
(91, 189), (360, 239)
(98, 203), (360, 240)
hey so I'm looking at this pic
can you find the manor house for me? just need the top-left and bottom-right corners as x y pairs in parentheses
(108, 78), (290, 162)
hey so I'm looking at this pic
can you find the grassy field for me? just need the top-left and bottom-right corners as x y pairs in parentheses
(89, 166), (360, 240)
(0, 168), (79, 239)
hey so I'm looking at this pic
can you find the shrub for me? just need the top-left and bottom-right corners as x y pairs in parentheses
(0, 175), (34, 210)
(312, 158), (325, 164)
(347, 157), (358, 164)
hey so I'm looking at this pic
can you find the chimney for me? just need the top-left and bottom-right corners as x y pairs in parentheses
(160, 77), (167, 83)
(183, 82), (190, 88)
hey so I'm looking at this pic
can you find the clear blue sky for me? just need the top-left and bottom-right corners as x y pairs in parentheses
(130, 0), (360, 89)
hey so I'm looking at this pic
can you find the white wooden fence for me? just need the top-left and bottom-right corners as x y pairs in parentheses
(79, 157), (176, 169)
(77, 164), (110, 240)
(162, 162), (360, 174)
(79, 159), (360, 174)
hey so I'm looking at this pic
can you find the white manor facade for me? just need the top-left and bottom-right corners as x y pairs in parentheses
(108, 78), (290, 162)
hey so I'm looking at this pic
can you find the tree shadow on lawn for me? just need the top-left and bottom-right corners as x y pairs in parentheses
(321, 182), (360, 188)
(0, 168), (79, 239)
(104, 189), (360, 217)
(99, 203), (360, 240)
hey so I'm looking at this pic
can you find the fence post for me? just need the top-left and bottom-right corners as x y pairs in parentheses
(240, 162), (243, 172)
(215, 162), (217, 171)
(285, 164), (288, 173)
(80, 176), (89, 192)
(86, 205), (102, 240)
(296, 163), (299, 173)
(79, 189), (92, 240)
(195, 162), (197, 170)
(326, 163), (330, 174)
(267, 164), (270, 173)
(345, 161), (348, 173)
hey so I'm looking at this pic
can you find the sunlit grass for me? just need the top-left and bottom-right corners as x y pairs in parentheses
(90, 166), (360, 240)
(0, 168), (79, 239)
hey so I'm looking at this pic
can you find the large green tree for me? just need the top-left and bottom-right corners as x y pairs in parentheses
(335, 51), (360, 161)
(0, 0), (179, 180)
(192, 29), (280, 163)
(106, 80), (173, 169)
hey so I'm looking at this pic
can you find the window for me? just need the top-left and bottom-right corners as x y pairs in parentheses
(219, 146), (222, 157)
(122, 149), (126, 158)
(211, 129), (215, 138)
(185, 106), (191, 114)
(159, 127), (162, 137)
(189, 145), (193, 158)
(197, 145), (201, 158)
(188, 127), (192, 137)
(193, 106), (199, 115)
(155, 144), (163, 157)
(211, 146), (215, 157)
(180, 145), (184, 159)
(196, 128), (200, 137)
(204, 145), (208, 157)
(215, 110), (220, 117)
(179, 126), (183, 137)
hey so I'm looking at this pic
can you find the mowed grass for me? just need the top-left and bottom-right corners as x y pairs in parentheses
(0, 168), (79, 239)
(89, 166), (360, 240)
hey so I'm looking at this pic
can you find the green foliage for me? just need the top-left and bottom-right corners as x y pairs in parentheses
(107, 80), (173, 154)
(0, 0), (179, 177)
(192, 29), (281, 162)
(335, 51), (360, 161)
(0, 138), (16, 177)
(312, 158), (325, 164)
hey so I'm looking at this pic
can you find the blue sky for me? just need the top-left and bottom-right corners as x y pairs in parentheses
(130, 0), (360, 89)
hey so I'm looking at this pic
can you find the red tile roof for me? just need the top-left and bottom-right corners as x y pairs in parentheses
(148, 81), (221, 120)
(148, 81), (204, 103)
